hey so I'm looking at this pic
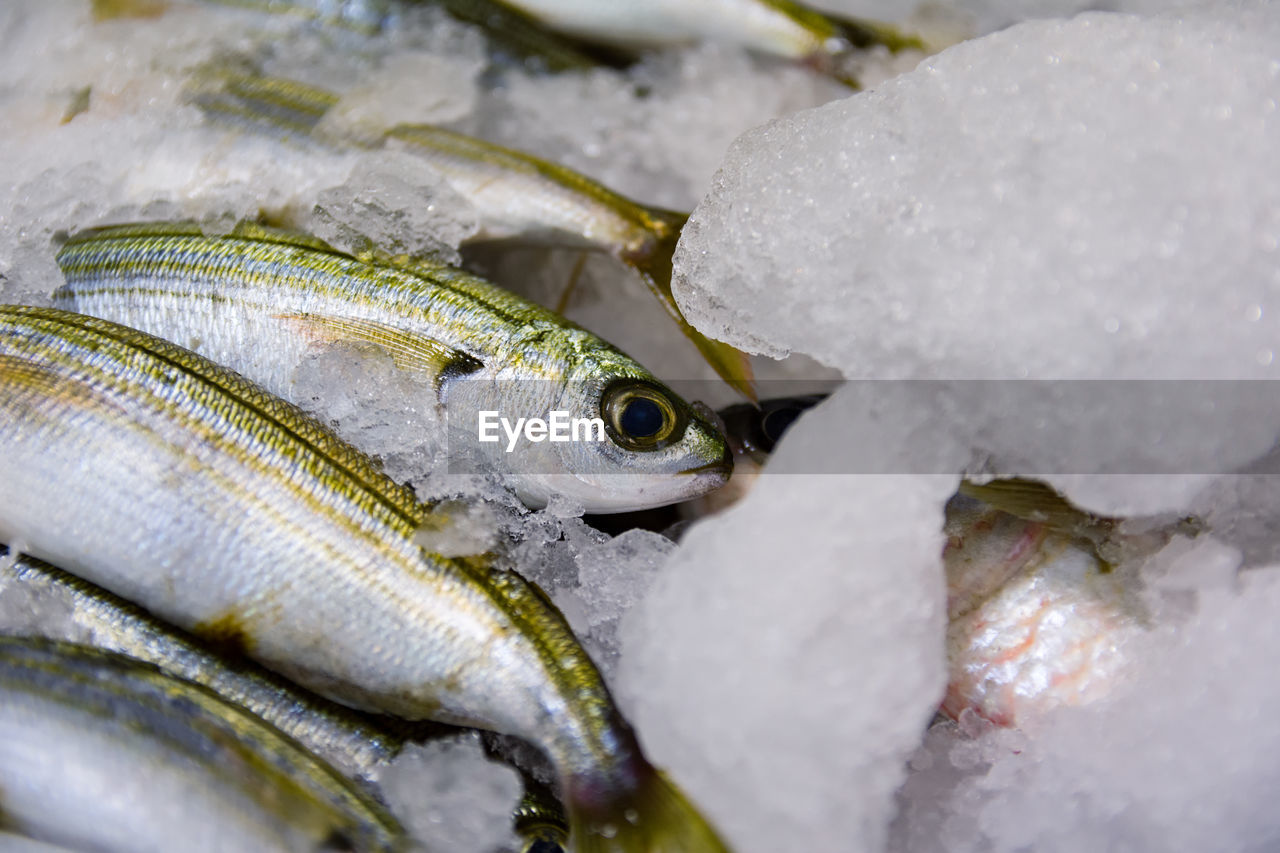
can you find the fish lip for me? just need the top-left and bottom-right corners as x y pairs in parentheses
(678, 452), (734, 478)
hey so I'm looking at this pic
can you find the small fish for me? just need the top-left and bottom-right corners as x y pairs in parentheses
(490, 0), (924, 85)
(0, 305), (729, 853)
(0, 548), (416, 779)
(0, 547), (570, 848)
(54, 222), (731, 513)
(185, 68), (755, 399)
(716, 393), (825, 460)
(187, 0), (625, 71)
(940, 485), (1160, 727)
(0, 636), (405, 853)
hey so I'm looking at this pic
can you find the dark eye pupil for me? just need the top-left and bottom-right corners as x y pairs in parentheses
(620, 397), (664, 438)
(526, 841), (564, 853)
(761, 406), (802, 447)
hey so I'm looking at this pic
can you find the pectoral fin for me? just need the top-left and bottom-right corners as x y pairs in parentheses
(273, 313), (483, 387)
(0, 355), (111, 412)
(0, 356), (66, 398)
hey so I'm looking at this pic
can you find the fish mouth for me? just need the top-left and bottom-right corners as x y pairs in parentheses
(678, 449), (734, 478)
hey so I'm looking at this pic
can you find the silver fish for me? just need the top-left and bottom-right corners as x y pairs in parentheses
(490, 0), (924, 85)
(0, 548), (410, 779)
(53, 222), (732, 513)
(0, 305), (728, 853)
(0, 548), (571, 847)
(0, 636), (405, 853)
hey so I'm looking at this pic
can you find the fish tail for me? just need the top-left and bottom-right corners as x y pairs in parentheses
(568, 764), (730, 853)
(631, 210), (756, 403)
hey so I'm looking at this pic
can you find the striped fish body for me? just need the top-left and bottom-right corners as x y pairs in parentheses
(53, 223), (732, 512)
(0, 306), (595, 751)
(0, 550), (573, 846)
(0, 550), (410, 779)
(0, 637), (404, 853)
(0, 306), (727, 852)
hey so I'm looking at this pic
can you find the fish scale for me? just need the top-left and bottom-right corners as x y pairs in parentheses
(0, 305), (728, 853)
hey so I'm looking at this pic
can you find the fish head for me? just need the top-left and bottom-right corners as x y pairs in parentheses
(509, 363), (732, 514)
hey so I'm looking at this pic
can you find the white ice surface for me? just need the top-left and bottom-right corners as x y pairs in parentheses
(617, 389), (951, 853)
(672, 3), (1280, 515)
(373, 734), (522, 853)
(674, 7), (1280, 382)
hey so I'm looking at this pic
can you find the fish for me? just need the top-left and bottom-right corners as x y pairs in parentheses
(0, 305), (729, 853)
(0, 547), (419, 779)
(53, 221), (732, 513)
(940, 485), (1163, 727)
(185, 0), (623, 72)
(488, 0), (925, 86)
(185, 68), (755, 399)
(0, 546), (571, 848)
(0, 636), (405, 853)
(715, 393), (826, 461)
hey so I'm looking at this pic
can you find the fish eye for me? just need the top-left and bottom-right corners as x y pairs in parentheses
(601, 380), (686, 451)
(760, 405), (803, 447)
(621, 397), (664, 437)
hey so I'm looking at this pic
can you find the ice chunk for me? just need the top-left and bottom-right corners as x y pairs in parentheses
(616, 388), (950, 853)
(674, 8), (1280, 381)
(289, 340), (444, 486)
(672, 6), (1280, 517)
(373, 733), (521, 853)
(563, 528), (675, 678)
(0, 545), (82, 643)
(412, 499), (500, 558)
(467, 42), (851, 211)
(298, 152), (479, 265)
(315, 51), (483, 134)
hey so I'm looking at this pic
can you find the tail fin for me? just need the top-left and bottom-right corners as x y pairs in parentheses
(569, 767), (730, 853)
(631, 210), (756, 403)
